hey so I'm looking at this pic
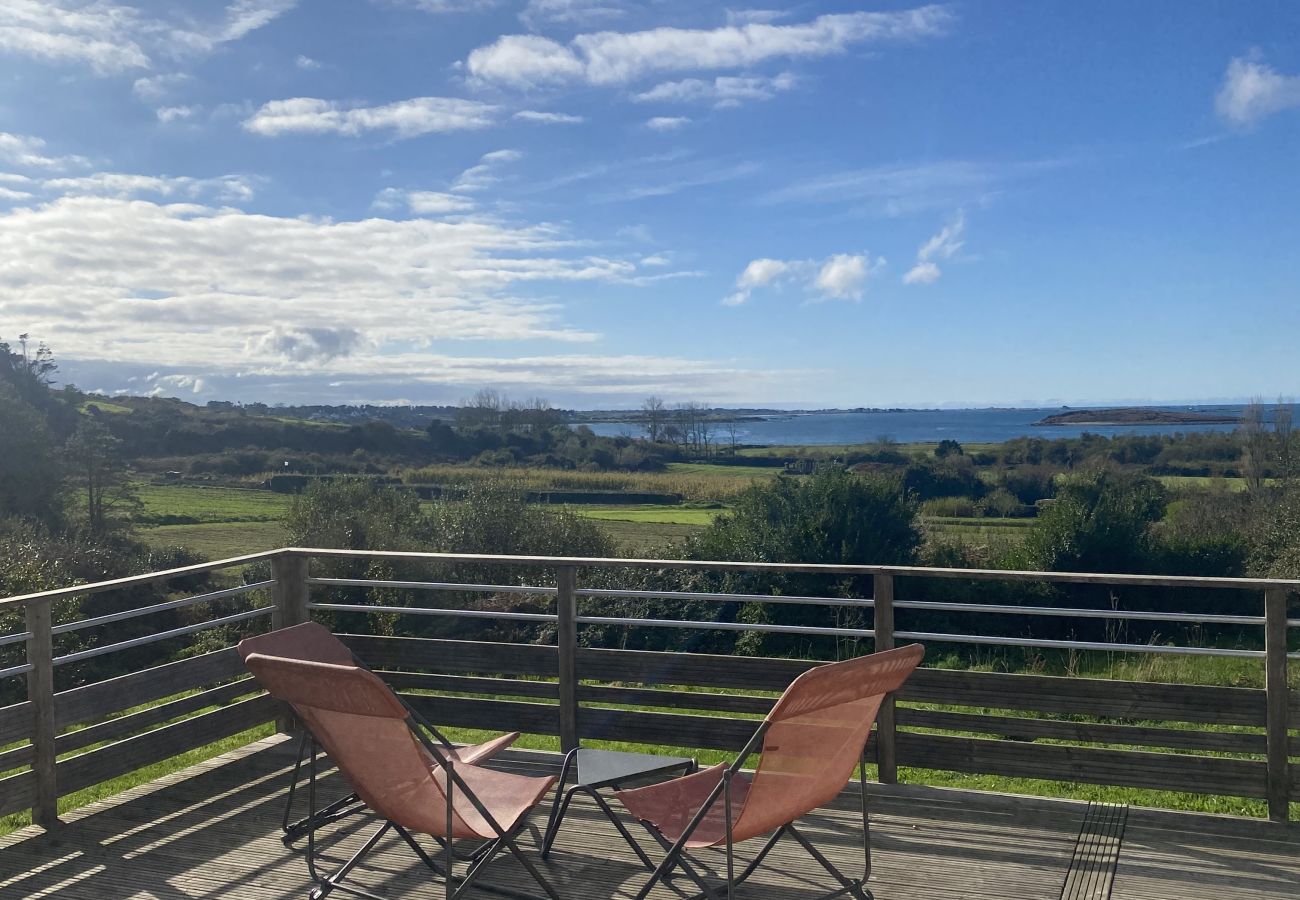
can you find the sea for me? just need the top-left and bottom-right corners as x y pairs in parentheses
(576, 405), (1262, 447)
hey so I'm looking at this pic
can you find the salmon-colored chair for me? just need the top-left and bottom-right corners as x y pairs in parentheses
(244, 652), (559, 900)
(238, 623), (518, 843)
(615, 644), (924, 900)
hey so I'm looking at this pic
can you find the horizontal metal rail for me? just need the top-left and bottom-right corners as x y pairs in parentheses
(307, 602), (557, 623)
(893, 599), (1266, 626)
(308, 577), (557, 596)
(52, 607), (274, 667)
(0, 631), (32, 648)
(575, 587), (872, 608)
(51, 581), (275, 636)
(290, 547), (1300, 591)
(892, 629), (1268, 658)
(0, 662), (33, 679)
(0, 549), (280, 611)
(575, 614), (875, 639)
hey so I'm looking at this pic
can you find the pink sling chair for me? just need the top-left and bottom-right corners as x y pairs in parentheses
(244, 652), (559, 900)
(615, 643), (924, 900)
(238, 623), (518, 844)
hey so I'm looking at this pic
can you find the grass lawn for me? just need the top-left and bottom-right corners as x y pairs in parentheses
(79, 399), (132, 415)
(134, 482), (291, 524)
(137, 521), (289, 559)
(574, 503), (724, 526)
(1157, 475), (1252, 492)
(664, 462), (780, 479)
(590, 520), (702, 554)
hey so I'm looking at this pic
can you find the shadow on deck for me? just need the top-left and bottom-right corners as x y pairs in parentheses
(0, 736), (1296, 900)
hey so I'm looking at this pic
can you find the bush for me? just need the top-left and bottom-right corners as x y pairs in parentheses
(920, 496), (979, 518)
(1022, 468), (1166, 573)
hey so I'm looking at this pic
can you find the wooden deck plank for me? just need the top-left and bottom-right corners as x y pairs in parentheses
(0, 737), (1295, 900)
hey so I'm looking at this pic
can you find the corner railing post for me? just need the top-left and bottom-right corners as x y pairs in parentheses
(556, 566), (579, 754)
(873, 573), (898, 785)
(1264, 587), (1291, 823)
(270, 551), (310, 733)
(25, 597), (58, 829)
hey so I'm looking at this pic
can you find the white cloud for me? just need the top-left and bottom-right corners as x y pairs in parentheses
(634, 72), (796, 108)
(645, 116), (690, 131)
(467, 6), (952, 87)
(295, 54), (320, 69)
(42, 172), (257, 202)
(132, 73), (192, 102)
(520, 0), (627, 29)
(513, 110), (585, 124)
(903, 211), (964, 285)
(451, 149), (523, 193)
(156, 105), (197, 123)
(901, 261), (940, 286)
(814, 254), (873, 300)
(0, 132), (89, 170)
(1215, 55), (1300, 126)
(0, 0), (296, 74)
(408, 191), (476, 215)
(248, 326), (363, 363)
(725, 252), (882, 305)
(0, 195), (679, 374)
(764, 158), (1062, 214)
(0, 186), (33, 201)
(243, 96), (500, 138)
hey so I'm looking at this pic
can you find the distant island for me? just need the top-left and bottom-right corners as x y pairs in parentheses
(1034, 407), (1241, 427)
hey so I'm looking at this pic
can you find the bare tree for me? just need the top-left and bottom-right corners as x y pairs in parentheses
(641, 396), (667, 442)
(459, 388), (503, 431)
(1240, 399), (1269, 494)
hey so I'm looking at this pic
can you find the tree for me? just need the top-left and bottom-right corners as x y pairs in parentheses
(64, 418), (138, 532)
(1240, 400), (1269, 495)
(641, 396), (667, 442)
(1022, 468), (1166, 573)
(1274, 399), (1296, 483)
(0, 383), (63, 525)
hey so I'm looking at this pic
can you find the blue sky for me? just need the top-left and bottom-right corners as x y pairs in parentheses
(1, 1), (1298, 408)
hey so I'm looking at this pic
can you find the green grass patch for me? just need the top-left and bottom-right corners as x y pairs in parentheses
(79, 399), (132, 415)
(575, 503), (724, 526)
(137, 521), (289, 559)
(134, 482), (291, 525)
(663, 462), (780, 479)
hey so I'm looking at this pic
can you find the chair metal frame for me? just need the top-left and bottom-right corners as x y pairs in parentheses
(622, 721), (875, 900)
(241, 624), (515, 846)
(301, 724), (560, 900)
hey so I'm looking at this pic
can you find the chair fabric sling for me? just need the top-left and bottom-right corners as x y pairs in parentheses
(244, 652), (559, 900)
(237, 622), (519, 842)
(614, 643), (925, 900)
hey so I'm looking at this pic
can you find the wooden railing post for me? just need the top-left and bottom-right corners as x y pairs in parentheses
(556, 566), (579, 754)
(1264, 587), (1291, 823)
(25, 597), (58, 829)
(270, 552), (310, 733)
(873, 573), (898, 784)
(271, 551), (309, 631)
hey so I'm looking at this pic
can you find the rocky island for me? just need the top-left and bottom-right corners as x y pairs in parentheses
(1034, 407), (1240, 427)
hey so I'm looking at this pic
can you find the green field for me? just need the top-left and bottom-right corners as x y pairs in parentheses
(663, 462), (780, 479)
(574, 503), (724, 526)
(138, 521), (289, 559)
(134, 483), (291, 524)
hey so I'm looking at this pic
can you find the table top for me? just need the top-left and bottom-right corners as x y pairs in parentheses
(571, 748), (695, 788)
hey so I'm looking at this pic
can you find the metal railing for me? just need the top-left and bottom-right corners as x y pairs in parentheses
(0, 547), (1295, 829)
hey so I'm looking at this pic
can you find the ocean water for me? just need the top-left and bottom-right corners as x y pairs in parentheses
(577, 405), (1255, 447)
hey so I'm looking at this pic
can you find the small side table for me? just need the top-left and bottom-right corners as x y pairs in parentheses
(540, 748), (696, 867)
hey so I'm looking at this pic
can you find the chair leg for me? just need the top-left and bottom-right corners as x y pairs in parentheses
(539, 749), (577, 859)
(785, 824), (874, 900)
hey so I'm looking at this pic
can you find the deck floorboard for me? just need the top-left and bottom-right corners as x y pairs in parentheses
(0, 736), (1295, 899)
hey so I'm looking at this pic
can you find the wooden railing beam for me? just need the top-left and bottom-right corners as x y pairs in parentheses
(1264, 587), (1291, 823)
(556, 566), (579, 754)
(25, 597), (58, 829)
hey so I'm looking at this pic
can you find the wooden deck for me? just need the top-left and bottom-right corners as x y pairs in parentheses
(0, 736), (1296, 900)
